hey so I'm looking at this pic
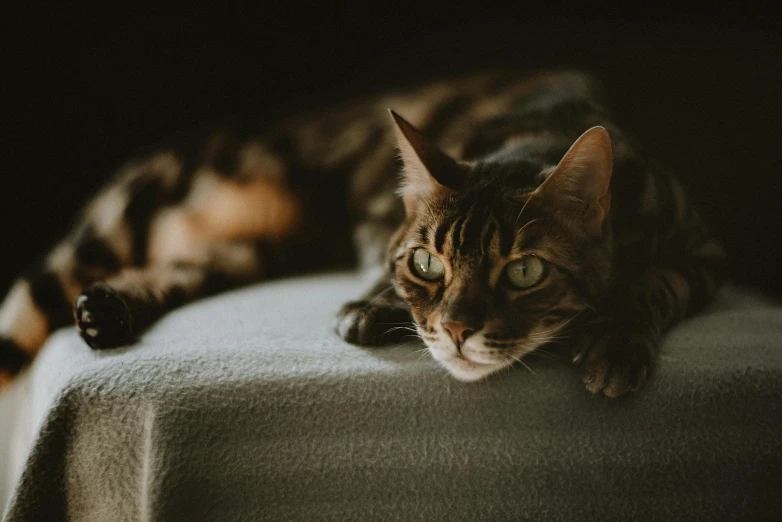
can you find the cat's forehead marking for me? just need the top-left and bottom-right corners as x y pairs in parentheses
(402, 184), (561, 288)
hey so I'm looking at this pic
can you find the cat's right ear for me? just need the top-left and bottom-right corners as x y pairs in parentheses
(532, 126), (613, 237)
(389, 110), (466, 216)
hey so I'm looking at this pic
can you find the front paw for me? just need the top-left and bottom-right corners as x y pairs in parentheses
(335, 300), (413, 346)
(572, 322), (652, 398)
(75, 284), (133, 350)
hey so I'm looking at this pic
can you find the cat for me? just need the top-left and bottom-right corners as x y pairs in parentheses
(0, 70), (726, 396)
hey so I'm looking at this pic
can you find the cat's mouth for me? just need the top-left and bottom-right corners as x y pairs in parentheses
(419, 325), (548, 382)
(418, 321), (557, 382)
(437, 353), (510, 382)
(424, 341), (511, 382)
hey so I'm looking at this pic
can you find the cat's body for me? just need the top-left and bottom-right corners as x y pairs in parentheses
(0, 70), (725, 396)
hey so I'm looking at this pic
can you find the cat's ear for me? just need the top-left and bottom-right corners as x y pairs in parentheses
(389, 110), (466, 216)
(534, 126), (613, 236)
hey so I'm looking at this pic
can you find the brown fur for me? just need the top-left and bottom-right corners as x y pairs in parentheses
(0, 70), (725, 397)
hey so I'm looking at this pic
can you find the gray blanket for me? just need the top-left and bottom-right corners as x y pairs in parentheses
(2, 274), (781, 521)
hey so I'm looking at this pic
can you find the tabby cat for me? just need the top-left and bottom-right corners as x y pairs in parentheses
(0, 71), (726, 397)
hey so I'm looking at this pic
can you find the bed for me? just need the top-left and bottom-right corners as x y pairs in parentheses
(1, 273), (781, 521)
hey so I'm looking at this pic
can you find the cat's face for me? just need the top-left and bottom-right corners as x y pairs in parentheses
(389, 111), (613, 381)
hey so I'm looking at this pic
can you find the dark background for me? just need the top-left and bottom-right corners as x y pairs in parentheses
(3, 4), (781, 296)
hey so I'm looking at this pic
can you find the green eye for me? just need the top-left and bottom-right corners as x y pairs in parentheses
(411, 248), (445, 281)
(506, 256), (545, 289)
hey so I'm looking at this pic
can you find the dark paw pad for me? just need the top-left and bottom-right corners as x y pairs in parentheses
(335, 300), (414, 346)
(572, 323), (651, 398)
(75, 284), (133, 350)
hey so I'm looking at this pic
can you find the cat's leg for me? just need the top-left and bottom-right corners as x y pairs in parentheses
(74, 242), (261, 349)
(335, 272), (414, 346)
(0, 153), (192, 383)
(0, 277), (60, 386)
(574, 222), (727, 398)
(335, 214), (415, 346)
(0, 236), (124, 384)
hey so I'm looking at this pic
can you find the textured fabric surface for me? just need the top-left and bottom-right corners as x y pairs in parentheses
(1, 273), (781, 521)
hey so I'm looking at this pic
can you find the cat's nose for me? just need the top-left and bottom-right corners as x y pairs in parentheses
(441, 319), (476, 346)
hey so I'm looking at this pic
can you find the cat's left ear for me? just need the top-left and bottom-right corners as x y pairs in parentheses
(534, 126), (613, 236)
(389, 110), (467, 216)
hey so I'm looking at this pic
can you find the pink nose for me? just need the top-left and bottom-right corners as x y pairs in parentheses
(441, 320), (475, 345)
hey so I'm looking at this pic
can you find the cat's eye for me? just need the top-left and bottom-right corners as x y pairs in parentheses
(506, 256), (546, 289)
(411, 248), (445, 281)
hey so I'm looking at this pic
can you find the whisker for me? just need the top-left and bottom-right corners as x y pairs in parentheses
(510, 352), (538, 375)
(381, 325), (419, 333)
(527, 350), (558, 360)
(514, 196), (536, 227)
(380, 323), (421, 339)
(356, 285), (396, 313)
(532, 314), (579, 337)
(383, 341), (425, 356)
(518, 359), (537, 375)
(420, 199), (438, 222)
(415, 347), (432, 362)
(583, 302), (601, 317)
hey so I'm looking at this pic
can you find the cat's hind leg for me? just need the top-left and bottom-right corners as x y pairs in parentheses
(70, 144), (307, 349)
(75, 240), (262, 349)
(0, 153), (183, 383)
(0, 235), (124, 384)
(0, 280), (55, 385)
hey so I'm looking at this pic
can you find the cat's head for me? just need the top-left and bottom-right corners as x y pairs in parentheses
(388, 110), (614, 381)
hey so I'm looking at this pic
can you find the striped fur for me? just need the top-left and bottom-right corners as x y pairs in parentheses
(0, 70), (725, 396)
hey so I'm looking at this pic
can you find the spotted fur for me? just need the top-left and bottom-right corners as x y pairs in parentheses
(0, 70), (725, 396)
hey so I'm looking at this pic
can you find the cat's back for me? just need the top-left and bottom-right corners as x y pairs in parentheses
(269, 69), (606, 164)
(89, 69), (605, 202)
(68, 70), (612, 272)
(267, 69), (607, 209)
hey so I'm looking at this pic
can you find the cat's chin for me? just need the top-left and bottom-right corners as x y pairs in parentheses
(438, 356), (509, 382)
